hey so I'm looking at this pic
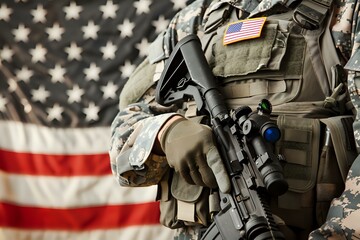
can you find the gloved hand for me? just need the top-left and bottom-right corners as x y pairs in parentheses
(160, 117), (231, 193)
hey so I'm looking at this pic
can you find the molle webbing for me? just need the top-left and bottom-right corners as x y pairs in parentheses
(276, 115), (321, 193)
(272, 115), (321, 233)
(221, 80), (286, 99)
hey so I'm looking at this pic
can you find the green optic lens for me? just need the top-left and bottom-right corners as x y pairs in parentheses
(259, 99), (271, 113)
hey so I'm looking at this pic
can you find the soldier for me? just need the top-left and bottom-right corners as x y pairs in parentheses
(109, 0), (360, 239)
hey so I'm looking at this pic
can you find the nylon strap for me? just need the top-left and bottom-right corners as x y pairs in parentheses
(320, 116), (358, 181)
(293, 0), (332, 30)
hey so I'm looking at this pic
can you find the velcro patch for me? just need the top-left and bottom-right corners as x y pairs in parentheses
(223, 17), (266, 45)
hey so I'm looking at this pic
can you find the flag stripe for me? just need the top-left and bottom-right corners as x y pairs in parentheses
(0, 225), (175, 240)
(0, 120), (110, 154)
(225, 28), (262, 39)
(0, 1), (190, 239)
(0, 148), (111, 176)
(0, 173), (158, 207)
(224, 24), (263, 40)
(0, 201), (160, 230)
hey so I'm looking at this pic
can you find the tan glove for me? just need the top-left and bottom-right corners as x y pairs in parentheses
(160, 117), (231, 193)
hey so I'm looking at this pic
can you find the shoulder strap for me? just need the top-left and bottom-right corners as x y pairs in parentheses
(293, 0), (333, 30)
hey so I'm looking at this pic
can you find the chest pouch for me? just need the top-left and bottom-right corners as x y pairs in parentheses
(271, 114), (357, 239)
(157, 170), (214, 229)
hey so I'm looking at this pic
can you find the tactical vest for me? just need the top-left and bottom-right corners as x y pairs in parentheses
(177, 2), (357, 238)
(120, 1), (358, 239)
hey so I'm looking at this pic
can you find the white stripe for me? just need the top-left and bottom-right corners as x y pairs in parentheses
(0, 120), (110, 154)
(0, 225), (175, 240)
(0, 172), (158, 207)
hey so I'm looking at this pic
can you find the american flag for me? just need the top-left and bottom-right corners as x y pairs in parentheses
(223, 17), (266, 45)
(0, 0), (192, 239)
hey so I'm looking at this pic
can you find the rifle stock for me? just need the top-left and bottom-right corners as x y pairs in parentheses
(156, 34), (288, 240)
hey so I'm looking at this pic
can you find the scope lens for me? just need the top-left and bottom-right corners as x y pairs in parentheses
(258, 99), (272, 114)
(263, 127), (280, 143)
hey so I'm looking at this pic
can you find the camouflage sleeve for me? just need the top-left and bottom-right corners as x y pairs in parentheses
(109, 0), (214, 188)
(109, 91), (179, 187)
(309, 0), (360, 238)
(309, 156), (360, 239)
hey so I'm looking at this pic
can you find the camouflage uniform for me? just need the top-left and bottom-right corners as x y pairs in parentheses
(109, 0), (360, 239)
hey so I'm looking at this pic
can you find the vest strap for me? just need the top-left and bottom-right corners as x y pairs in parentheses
(293, 0), (332, 30)
(320, 116), (357, 181)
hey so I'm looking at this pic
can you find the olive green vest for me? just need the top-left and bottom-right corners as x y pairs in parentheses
(192, 6), (357, 238)
(121, 3), (357, 239)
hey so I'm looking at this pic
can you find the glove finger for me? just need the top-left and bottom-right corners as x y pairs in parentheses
(189, 168), (208, 187)
(181, 160), (207, 187)
(179, 167), (196, 186)
(197, 163), (218, 189)
(206, 147), (231, 193)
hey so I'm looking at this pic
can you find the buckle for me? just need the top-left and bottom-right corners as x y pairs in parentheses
(293, 0), (332, 30)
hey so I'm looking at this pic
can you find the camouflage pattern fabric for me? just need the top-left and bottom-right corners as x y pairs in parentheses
(109, 0), (360, 239)
(174, 226), (201, 240)
(109, 86), (178, 186)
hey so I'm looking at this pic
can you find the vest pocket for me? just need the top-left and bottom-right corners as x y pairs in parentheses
(272, 114), (356, 238)
(158, 171), (211, 229)
(272, 115), (321, 237)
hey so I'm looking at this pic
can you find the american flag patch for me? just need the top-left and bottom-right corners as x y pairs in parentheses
(223, 17), (267, 45)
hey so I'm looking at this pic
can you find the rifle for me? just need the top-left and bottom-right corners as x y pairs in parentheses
(155, 34), (289, 240)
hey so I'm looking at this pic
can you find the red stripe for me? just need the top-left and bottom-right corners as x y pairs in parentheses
(0, 201), (161, 230)
(0, 148), (112, 176)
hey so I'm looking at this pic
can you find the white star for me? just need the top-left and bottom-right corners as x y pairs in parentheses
(47, 104), (63, 121)
(12, 24), (31, 42)
(117, 19), (135, 38)
(46, 23), (65, 41)
(135, 38), (150, 58)
(67, 85), (84, 103)
(100, 1), (119, 19)
(0, 94), (7, 112)
(31, 4), (46, 23)
(119, 60), (135, 79)
(100, 41), (117, 60)
(65, 42), (82, 61)
(133, 0), (151, 15)
(31, 85), (50, 103)
(49, 64), (66, 83)
(84, 63), (101, 81)
(82, 21), (99, 40)
(15, 67), (33, 82)
(101, 82), (118, 99)
(63, 2), (83, 20)
(152, 15), (169, 34)
(0, 4), (12, 21)
(171, 0), (186, 10)
(30, 44), (47, 63)
(83, 102), (100, 121)
(0, 45), (13, 62)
